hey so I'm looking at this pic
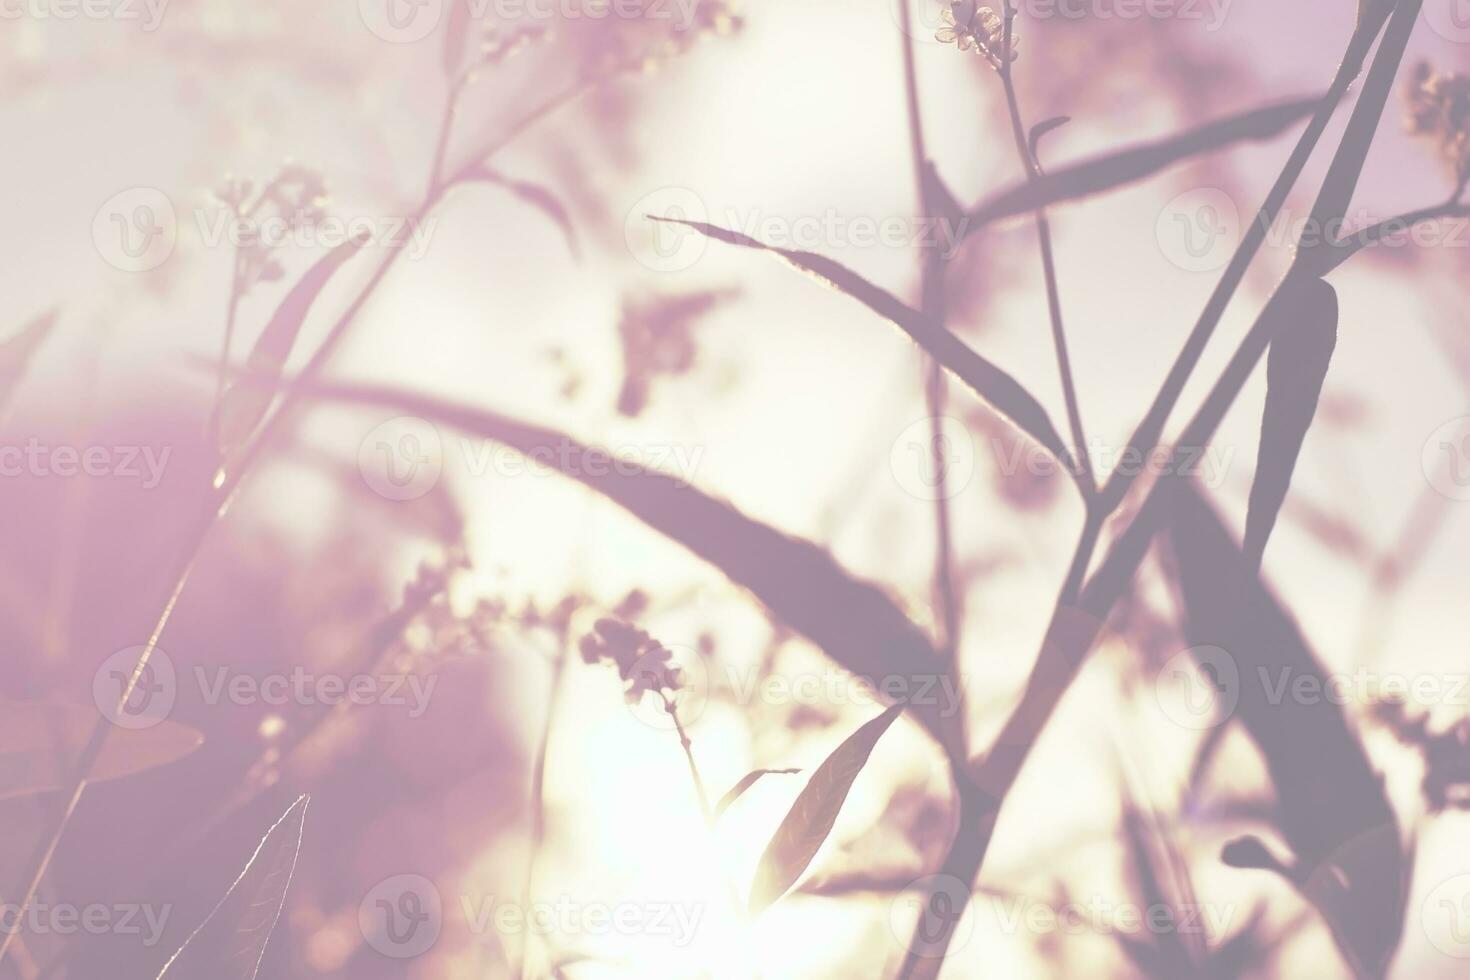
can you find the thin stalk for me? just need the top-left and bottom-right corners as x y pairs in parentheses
(897, 0), (960, 657)
(514, 639), (569, 980)
(998, 1), (1094, 496)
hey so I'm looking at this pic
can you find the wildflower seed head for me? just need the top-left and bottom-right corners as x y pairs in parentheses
(579, 617), (683, 703)
(1404, 62), (1470, 190)
(935, 2), (1019, 71)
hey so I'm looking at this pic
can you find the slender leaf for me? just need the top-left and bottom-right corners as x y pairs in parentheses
(467, 166), (581, 259)
(157, 795), (309, 980)
(648, 216), (1070, 462)
(713, 768), (800, 820)
(1167, 486), (1406, 978)
(1028, 116), (1072, 165)
(216, 236), (368, 456)
(965, 95), (1323, 233)
(443, 0), (472, 77)
(0, 309), (58, 416)
(302, 379), (963, 756)
(1244, 277), (1339, 566)
(0, 701), (203, 800)
(747, 704), (904, 917)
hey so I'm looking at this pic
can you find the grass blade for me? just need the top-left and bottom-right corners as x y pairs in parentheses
(965, 95), (1323, 232)
(156, 795), (309, 980)
(0, 702), (202, 800)
(467, 166), (581, 259)
(300, 378), (965, 757)
(443, 0), (472, 77)
(648, 216), (1071, 464)
(1167, 487), (1406, 978)
(215, 236), (369, 458)
(0, 309), (58, 417)
(1243, 277), (1339, 567)
(713, 768), (801, 821)
(747, 703), (904, 917)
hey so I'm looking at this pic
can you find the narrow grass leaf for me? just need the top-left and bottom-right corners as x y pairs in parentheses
(443, 0), (472, 77)
(966, 95), (1322, 232)
(1167, 487), (1406, 978)
(748, 703), (904, 917)
(0, 701), (203, 800)
(649, 216), (1070, 462)
(714, 768), (801, 820)
(303, 379), (965, 756)
(0, 309), (58, 416)
(157, 795), (309, 980)
(467, 167), (581, 259)
(1028, 116), (1072, 165)
(1244, 277), (1339, 566)
(216, 236), (368, 457)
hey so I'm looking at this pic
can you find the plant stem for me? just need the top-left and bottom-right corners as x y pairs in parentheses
(998, 2), (1094, 496)
(897, 0), (960, 658)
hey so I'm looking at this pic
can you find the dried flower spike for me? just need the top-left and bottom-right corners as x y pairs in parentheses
(1404, 61), (1470, 191)
(935, 1), (1019, 71)
(579, 617), (682, 704)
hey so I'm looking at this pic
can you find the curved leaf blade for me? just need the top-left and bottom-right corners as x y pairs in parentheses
(748, 704), (904, 917)
(0, 701), (203, 800)
(1243, 277), (1339, 566)
(157, 795), (309, 980)
(1167, 487), (1406, 978)
(216, 236), (369, 457)
(467, 167), (581, 259)
(714, 768), (801, 821)
(649, 216), (1070, 462)
(966, 95), (1323, 233)
(0, 309), (58, 417)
